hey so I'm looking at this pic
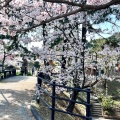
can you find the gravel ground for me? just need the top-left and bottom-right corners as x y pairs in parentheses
(0, 76), (37, 120)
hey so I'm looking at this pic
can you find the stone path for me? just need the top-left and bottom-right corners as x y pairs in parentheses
(0, 76), (37, 120)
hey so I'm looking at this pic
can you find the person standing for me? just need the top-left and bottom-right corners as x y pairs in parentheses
(32, 66), (35, 76)
(21, 65), (24, 76)
(22, 57), (28, 76)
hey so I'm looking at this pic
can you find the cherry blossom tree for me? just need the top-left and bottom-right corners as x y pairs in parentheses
(0, 0), (119, 36)
(0, 0), (120, 113)
(0, 39), (16, 70)
(0, 34), (33, 69)
(96, 44), (120, 94)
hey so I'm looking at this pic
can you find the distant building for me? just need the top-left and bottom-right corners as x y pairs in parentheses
(15, 57), (23, 68)
(16, 61), (23, 68)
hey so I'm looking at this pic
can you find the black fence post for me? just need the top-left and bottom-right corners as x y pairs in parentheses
(86, 89), (91, 120)
(37, 72), (43, 88)
(10, 71), (12, 76)
(4, 71), (6, 78)
(12, 69), (16, 76)
(14, 69), (16, 76)
(51, 82), (56, 120)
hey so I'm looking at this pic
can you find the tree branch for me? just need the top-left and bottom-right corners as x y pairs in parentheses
(14, 0), (120, 32)
(84, 80), (100, 88)
(43, 0), (81, 6)
(0, 0), (12, 10)
(43, 0), (120, 9)
(16, 8), (81, 32)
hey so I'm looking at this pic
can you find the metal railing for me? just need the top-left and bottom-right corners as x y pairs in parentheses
(0, 69), (16, 80)
(36, 73), (92, 120)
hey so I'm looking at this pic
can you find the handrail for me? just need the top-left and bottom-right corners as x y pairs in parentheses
(38, 75), (91, 92)
(0, 69), (16, 80)
(36, 72), (92, 120)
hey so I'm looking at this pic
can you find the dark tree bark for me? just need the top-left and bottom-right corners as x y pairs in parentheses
(66, 89), (79, 112)
(2, 42), (6, 71)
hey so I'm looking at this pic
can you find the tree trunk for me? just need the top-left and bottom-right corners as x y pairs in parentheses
(1, 42), (6, 71)
(2, 53), (5, 71)
(103, 79), (108, 95)
(66, 89), (79, 112)
(66, 67), (79, 112)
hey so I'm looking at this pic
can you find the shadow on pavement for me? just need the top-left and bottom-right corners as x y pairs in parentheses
(0, 89), (35, 120)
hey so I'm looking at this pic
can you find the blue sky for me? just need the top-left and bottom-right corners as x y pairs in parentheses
(93, 16), (120, 39)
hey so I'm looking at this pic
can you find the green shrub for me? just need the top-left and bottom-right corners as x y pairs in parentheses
(0, 73), (4, 77)
(16, 71), (21, 76)
(0, 73), (3, 76)
(27, 72), (32, 76)
(98, 93), (104, 102)
(34, 61), (40, 70)
(102, 96), (114, 110)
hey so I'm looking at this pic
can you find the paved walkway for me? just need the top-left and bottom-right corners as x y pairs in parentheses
(0, 76), (117, 120)
(0, 76), (37, 120)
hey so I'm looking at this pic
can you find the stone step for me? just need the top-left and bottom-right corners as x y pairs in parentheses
(92, 102), (100, 104)
(92, 112), (102, 115)
(92, 103), (101, 106)
(92, 105), (102, 109)
(92, 108), (102, 111)
(92, 109), (102, 112)
(92, 101), (103, 117)
(92, 111), (102, 114)
(92, 106), (102, 109)
(92, 104), (102, 106)
(93, 105), (101, 107)
(92, 112), (102, 114)
(92, 114), (102, 117)
(92, 107), (101, 110)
